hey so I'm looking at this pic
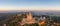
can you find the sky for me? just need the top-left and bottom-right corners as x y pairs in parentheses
(0, 0), (60, 11)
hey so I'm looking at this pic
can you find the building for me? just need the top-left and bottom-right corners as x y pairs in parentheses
(21, 12), (35, 25)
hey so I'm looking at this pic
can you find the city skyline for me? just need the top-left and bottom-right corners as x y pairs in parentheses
(0, 0), (60, 11)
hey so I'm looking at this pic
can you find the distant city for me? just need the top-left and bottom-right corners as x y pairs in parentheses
(0, 11), (60, 26)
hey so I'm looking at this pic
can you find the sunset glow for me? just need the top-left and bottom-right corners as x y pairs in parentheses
(0, 0), (60, 11)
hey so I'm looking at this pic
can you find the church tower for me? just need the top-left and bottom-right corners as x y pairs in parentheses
(26, 12), (32, 20)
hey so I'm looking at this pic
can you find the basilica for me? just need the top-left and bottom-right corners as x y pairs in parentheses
(21, 12), (35, 25)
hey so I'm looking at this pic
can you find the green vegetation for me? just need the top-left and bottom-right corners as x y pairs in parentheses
(6, 14), (25, 26)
